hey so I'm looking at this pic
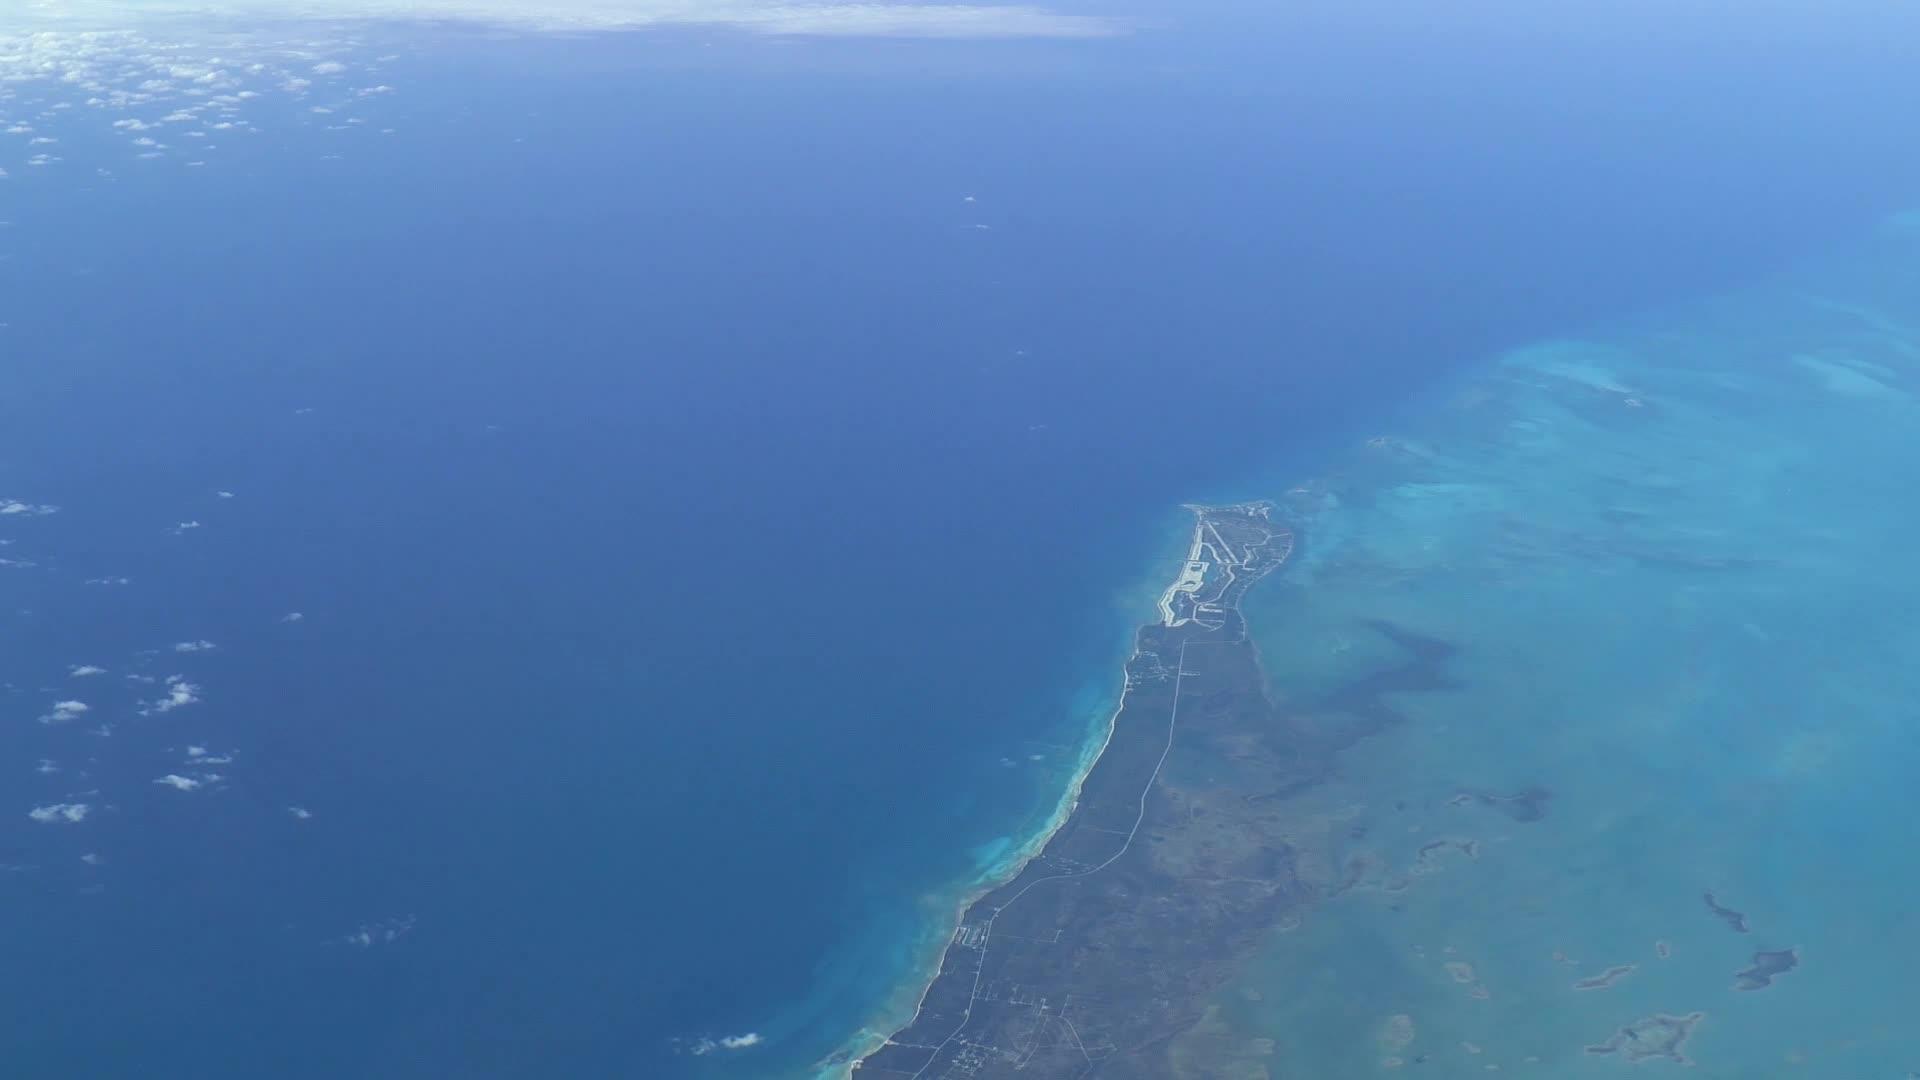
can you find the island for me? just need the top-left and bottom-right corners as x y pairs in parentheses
(1733, 947), (1800, 992)
(1702, 892), (1750, 934)
(1584, 1011), (1707, 1066)
(852, 501), (1437, 1077)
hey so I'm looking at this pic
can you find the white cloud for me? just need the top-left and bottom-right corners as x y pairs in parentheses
(338, 914), (415, 947)
(70, 664), (108, 676)
(28, 803), (91, 824)
(171, 520), (201, 533)
(173, 639), (217, 652)
(287, 805), (313, 819)
(38, 700), (91, 725)
(689, 1032), (765, 1055)
(140, 675), (201, 715)
(85, 577), (132, 586)
(0, 499), (58, 516)
(216, 490), (236, 499)
(280, 611), (305, 623)
(153, 773), (201, 791)
(11, 0), (1122, 40)
(313, 60), (347, 74)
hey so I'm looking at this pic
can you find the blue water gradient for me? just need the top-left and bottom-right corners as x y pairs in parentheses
(3, 9), (1919, 1077)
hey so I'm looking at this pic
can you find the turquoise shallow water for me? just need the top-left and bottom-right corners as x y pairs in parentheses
(12, 8), (1920, 1076)
(1188, 212), (1920, 1077)
(821, 522), (1193, 1071)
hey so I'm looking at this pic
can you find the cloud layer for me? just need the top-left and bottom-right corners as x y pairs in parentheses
(16, 0), (1123, 39)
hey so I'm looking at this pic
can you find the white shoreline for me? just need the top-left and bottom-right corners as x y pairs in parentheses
(828, 508), (1213, 1077)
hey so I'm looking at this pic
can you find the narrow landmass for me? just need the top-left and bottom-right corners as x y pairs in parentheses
(1702, 891), (1750, 933)
(847, 500), (1465, 1078)
(850, 503), (1306, 1077)
(1571, 964), (1636, 991)
(1446, 786), (1552, 823)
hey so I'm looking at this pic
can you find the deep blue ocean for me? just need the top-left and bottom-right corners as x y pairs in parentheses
(5, 4), (1919, 1077)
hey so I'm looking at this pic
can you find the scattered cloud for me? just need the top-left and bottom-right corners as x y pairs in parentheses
(1, 499), (58, 517)
(70, 665), (108, 677)
(280, 611), (305, 623)
(140, 675), (201, 715)
(38, 700), (91, 725)
(287, 805), (314, 819)
(173, 639), (217, 652)
(338, 914), (416, 947)
(28, 803), (91, 824)
(84, 577), (132, 586)
(689, 1032), (765, 1055)
(153, 773), (201, 791)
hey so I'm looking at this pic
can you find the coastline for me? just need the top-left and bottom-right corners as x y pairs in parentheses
(833, 501), (1284, 1076)
(816, 509), (1199, 1078)
(817, 685), (1132, 1079)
